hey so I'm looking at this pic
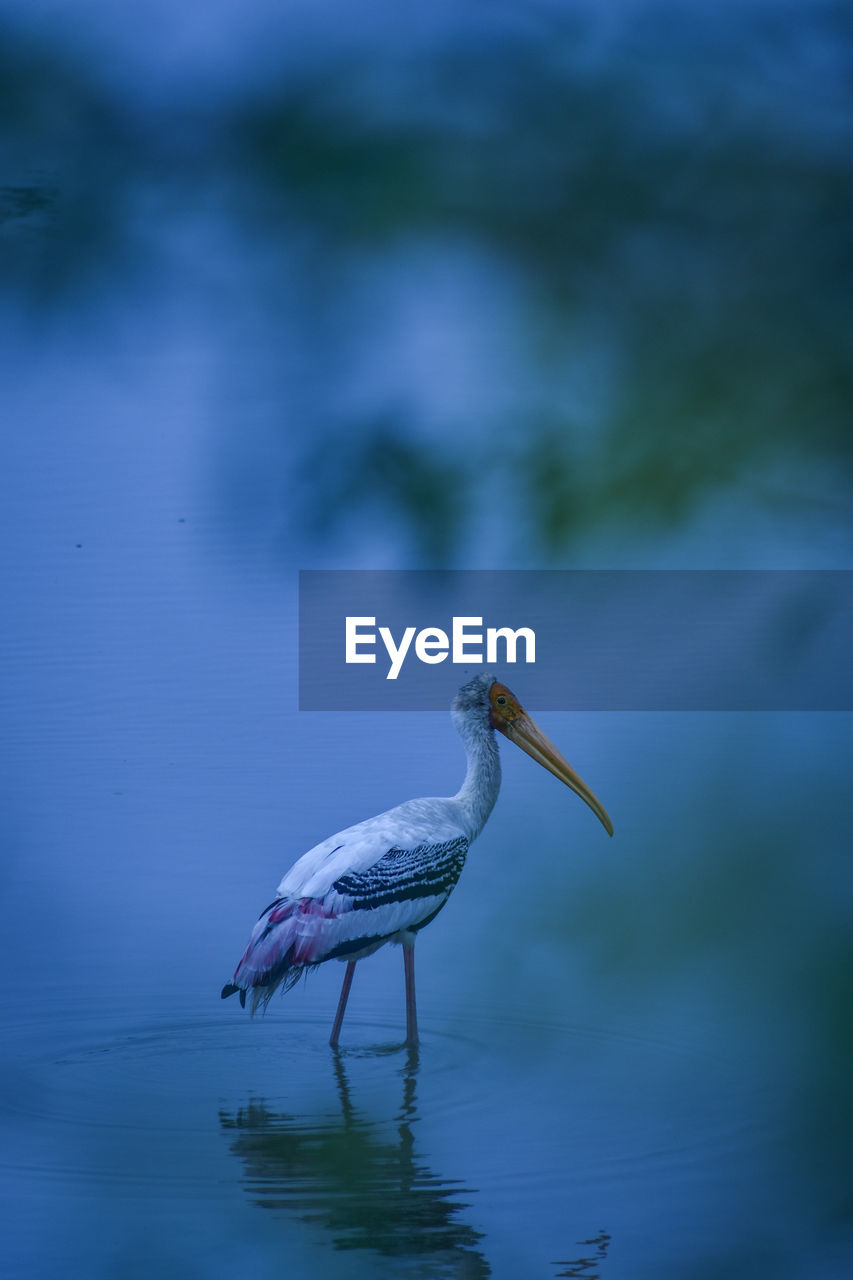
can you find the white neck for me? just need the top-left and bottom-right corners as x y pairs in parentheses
(453, 711), (502, 840)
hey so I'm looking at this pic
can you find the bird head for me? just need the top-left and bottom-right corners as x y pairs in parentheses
(455, 675), (613, 836)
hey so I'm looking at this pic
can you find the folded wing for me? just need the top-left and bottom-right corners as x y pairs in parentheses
(222, 835), (469, 1013)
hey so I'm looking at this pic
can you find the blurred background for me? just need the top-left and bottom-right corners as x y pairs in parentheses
(1, 1), (851, 1277)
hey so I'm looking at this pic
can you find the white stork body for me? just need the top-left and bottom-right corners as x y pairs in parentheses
(222, 674), (611, 1044)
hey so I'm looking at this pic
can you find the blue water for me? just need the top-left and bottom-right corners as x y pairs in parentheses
(0, 991), (798, 1279)
(1, 481), (849, 1279)
(2, 255), (852, 1280)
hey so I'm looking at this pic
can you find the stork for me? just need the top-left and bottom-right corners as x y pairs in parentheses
(221, 674), (612, 1045)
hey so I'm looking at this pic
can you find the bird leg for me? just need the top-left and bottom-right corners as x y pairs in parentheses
(329, 960), (356, 1048)
(403, 939), (418, 1046)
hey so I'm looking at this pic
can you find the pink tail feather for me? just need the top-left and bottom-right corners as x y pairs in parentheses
(221, 896), (333, 1014)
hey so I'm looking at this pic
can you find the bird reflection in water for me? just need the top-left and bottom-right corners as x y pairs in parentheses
(219, 1045), (491, 1277)
(554, 1229), (611, 1278)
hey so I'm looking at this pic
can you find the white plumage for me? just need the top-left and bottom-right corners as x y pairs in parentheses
(222, 673), (611, 1044)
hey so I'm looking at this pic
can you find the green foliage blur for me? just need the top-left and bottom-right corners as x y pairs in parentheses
(2, 5), (851, 562)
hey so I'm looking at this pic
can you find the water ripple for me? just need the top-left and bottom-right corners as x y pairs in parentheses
(0, 996), (792, 1280)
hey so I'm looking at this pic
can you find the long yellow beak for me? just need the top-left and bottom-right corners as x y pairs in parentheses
(501, 711), (613, 837)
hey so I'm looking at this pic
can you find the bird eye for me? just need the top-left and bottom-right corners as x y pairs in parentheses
(496, 695), (507, 706)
